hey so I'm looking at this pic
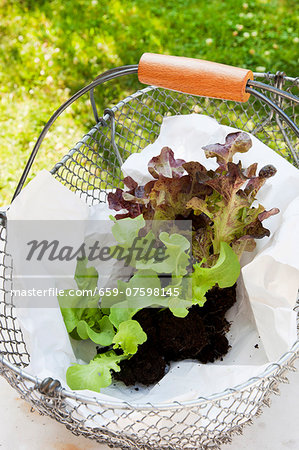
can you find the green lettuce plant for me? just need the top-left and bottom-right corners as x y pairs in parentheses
(60, 131), (278, 392)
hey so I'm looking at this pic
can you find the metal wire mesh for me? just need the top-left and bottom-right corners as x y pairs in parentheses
(0, 73), (298, 449)
(52, 74), (298, 206)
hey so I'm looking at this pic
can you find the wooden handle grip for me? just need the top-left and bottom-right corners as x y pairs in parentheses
(138, 53), (253, 103)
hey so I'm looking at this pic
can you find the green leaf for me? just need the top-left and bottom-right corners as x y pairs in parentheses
(112, 320), (147, 355)
(127, 231), (191, 278)
(60, 306), (84, 333)
(109, 304), (137, 329)
(157, 232), (190, 276)
(106, 280), (139, 328)
(76, 316), (115, 346)
(58, 258), (101, 335)
(168, 296), (190, 318)
(110, 214), (145, 246)
(166, 273), (193, 317)
(110, 229), (158, 269)
(192, 242), (240, 306)
(75, 257), (98, 292)
(108, 270), (169, 328)
(80, 307), (102, 326)
(66, 351), (123, 392)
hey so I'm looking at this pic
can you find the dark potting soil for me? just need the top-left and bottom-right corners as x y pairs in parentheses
(113, 284), (237, 387)
(114, 342), (167, 386)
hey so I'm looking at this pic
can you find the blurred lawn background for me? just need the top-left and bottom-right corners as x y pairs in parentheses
(0, 0), (298, 204)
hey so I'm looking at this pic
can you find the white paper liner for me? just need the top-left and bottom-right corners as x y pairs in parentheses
(5, 114), (298, 410)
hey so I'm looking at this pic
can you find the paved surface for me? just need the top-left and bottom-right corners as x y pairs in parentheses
(0, 363), (298, 450)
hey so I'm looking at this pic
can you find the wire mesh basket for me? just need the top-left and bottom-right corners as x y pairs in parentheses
(0, 54), (298, 449)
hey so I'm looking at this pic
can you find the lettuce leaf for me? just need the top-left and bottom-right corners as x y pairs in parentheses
(148, 146), (186, 178)
(58, 258), (100, 332)
(76, 316), (115, 346)
(63, 130), (279, 393)
(108, 270), (169, 328)
(58, 259), (115, 345)
(108, 132), (278, 263)
(202, 132), (252, 170)
(66, 351), (124, 392)
(74, 257), (99, 292)
(110, 214), (145, 247)
(186, 159), (279, 257)
(112, 319), (147, 355)
(192, 241), (240, 306)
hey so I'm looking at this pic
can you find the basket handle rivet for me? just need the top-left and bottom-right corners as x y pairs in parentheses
(39, 377), (61, 395)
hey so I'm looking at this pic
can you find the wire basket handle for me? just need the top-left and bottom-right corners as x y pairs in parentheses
(10, 65), (138, 202)
(8, 57), (298, 204)
(138, 53), (253, 102)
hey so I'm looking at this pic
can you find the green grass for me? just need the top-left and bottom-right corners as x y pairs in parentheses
(0, 0), (298, 204)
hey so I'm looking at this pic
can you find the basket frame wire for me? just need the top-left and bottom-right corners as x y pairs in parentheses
(0, 67), (298, 449)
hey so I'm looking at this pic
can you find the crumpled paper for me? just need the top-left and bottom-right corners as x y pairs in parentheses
(6, 114), (299, 406)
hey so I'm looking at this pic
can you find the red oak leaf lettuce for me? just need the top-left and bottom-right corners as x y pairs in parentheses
(108, 134), (279, 264)
(148, 146), (186, 178)
(202, 132), (252, 170)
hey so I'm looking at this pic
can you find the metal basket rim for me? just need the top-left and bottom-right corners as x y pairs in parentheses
(1, 337), (298, 410)
(1, 71), (298, 411)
